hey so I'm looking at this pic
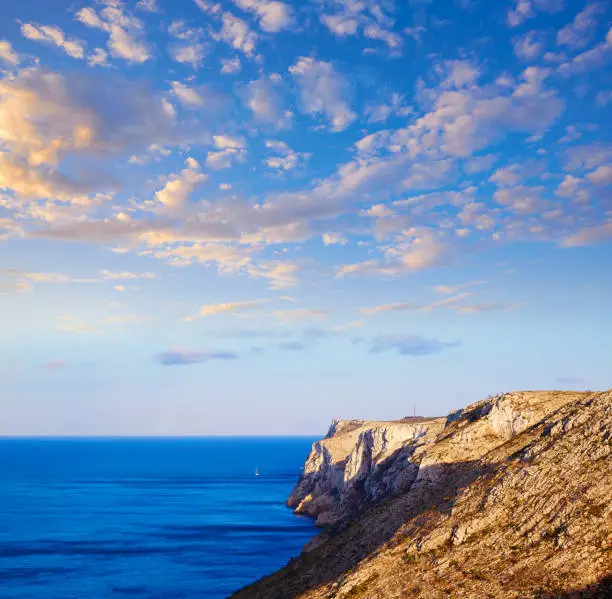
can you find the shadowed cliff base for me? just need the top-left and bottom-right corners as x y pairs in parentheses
(536, 574), (612, 598)
(232, 390), (612, 599)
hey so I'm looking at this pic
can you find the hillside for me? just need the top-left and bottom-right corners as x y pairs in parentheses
(232, 390), (612, 599)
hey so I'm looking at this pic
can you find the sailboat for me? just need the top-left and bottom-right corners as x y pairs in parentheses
(255, 466), (260, 477)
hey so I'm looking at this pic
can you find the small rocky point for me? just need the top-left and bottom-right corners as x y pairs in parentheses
(232, 390), (612, 598)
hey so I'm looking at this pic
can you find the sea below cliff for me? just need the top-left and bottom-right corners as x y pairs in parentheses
(0, 437), (317, 599)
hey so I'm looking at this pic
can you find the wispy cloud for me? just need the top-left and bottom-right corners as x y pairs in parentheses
(369, 335), (461, 356)
(155, 349), (239, 365)
(183, 300), (268, 321)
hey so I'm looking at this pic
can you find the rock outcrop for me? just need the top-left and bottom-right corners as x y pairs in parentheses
(287, 391), (586, 527)
(287, 418), (445, 526)
(233, 389), (612, 599)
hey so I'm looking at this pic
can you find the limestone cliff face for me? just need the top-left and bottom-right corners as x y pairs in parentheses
(287, 391), (591, 527)
(233, 389), (611, 599)
(287, 419), (444, 526)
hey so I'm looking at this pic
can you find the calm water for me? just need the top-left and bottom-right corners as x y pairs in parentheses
(0, 438), (317, 599)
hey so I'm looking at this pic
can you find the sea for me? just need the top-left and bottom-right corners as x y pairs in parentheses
(0, 437), (318, 599)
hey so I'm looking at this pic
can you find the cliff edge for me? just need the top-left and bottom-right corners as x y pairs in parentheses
(233, 389), (612, 599)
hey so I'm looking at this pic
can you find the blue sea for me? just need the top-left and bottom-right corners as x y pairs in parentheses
(0, 438), (318, 599)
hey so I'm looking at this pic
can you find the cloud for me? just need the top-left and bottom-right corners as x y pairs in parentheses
(169, 42), (206, 69)
(455, 302), (521, 314)
(243, 77), (291, 129)
(75, 3), (151, 63)
(170, 81), (205, 106)
(337, 228), (451, 279)
(156, 348), (239, 365)
(21, 23), (86, 59)
(319, 0), (402, 53)
(216, 12), (258, 56)
(184, 300), (267, 321)
(0, 40), (21, 65)
(155, 158), (207, 211)
(273, 308), (329, 322)
(557, 2), (603, 49)
(265, 140), (308, 171)
(369, 334), (461, 356)
(322, 232), (348, 246)
(0, 68), (180, 201)
(561, 221), (612, 247)
(136, 0), (161, 12)
(513, 31), (543, 61)
(434, 281), (485, 295)
(556, 29), (612, 76)
(100, 270), (155, 280)
(167, 20), (206, 69)
(587, 164), (612, 186)
(289, 57), (356, 131)
(88, 48), (109, 66)
(206, 136), (248, 170)
(360, 292), (475, 315)
(232, 0), (294, 32)
(221, 57), (241, 74)
(507, 0), (565, 27)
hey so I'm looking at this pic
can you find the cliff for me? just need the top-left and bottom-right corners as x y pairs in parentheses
(232, 389), (612, 598)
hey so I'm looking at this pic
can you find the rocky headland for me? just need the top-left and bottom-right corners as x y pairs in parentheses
(233, 389), (612, 598)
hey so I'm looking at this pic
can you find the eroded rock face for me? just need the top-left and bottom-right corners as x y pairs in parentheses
(287, 391), (589, 527)
(287, 419), (445, 525)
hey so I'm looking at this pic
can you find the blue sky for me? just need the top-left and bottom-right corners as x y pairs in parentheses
(0, 0), (611, 435)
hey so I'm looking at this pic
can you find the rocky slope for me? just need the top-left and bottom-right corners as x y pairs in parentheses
(233, 390), (612, 599)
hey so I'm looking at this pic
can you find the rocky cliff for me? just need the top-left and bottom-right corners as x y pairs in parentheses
(233, 389), (612, 599)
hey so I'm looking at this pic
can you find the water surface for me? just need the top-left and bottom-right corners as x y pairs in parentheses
(0, 437), (317, 598)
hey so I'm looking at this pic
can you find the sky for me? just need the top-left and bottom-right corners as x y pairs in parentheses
(0, 0), (611, 436)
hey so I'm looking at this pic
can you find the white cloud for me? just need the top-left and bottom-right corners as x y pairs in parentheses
(322, 232), (348, 246)
(100, 270), (155, 280)
(513, 31), (543, 60)
(557, 29), (612, 76)
(0, 40), (21, 65)
(289, 57), (356, 131)
(243, 76), (290, 129)
(88, 47), (109, 66)
(364, 93), (411, 124)
(0, 68), (179, 201)
(557, 2), (603, 49)
(169, 42), (206, 68)
(319, 0), (401, 52)
(183, 300), (267, 321)
(21, 23), (86, 59)
(232, 0), (294, 32)
(76, 3), (151, 63)
(217, 12), (257, 56)
(170, 81), (204, 106)
(136, 0), (161, 12)
(167, 20), (206, 68)
(155, 158), (206, 211)
(507, 0), (564, 27)
(221, 57), (241, 74)
(264, 140), (308, 171)
(561, 221), (612, 246)
(587, 164), (612, 186)
(206, 136), (247, 170)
